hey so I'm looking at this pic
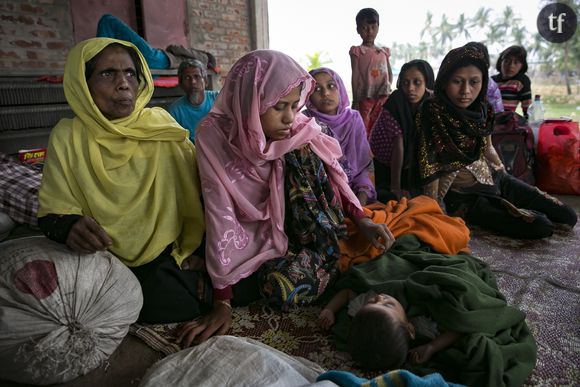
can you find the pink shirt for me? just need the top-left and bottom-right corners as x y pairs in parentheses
(350, 45), (391, 102)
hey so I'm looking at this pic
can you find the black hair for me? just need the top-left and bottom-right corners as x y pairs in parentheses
(465, 41), (490, 68)
(85, 43), (143, 84)
(397, 59), (435, 91)
(496, 45), (528, 74)
(178, 59), (208, 82)
(347, 305), (410, 370)
(356, 8), (380, 27)
(435, 43), (490, 105)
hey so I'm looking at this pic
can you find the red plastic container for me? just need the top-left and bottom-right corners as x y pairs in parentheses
(535, 119), (580, 195)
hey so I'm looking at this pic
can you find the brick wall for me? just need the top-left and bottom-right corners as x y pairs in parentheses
(187, 0), (252, 84)
(0, 0), (74, 73)
(0, 0), (261, 77)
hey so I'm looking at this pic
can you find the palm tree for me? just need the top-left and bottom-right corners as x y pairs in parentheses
(434, 14), (454, 53)
(417, 42), (430, 61)
(420, 11), (434, 40)
(470, 7), (492, 30)
(454, 13), (471, 41)
(528, 32), (550, 64)
(486, 25), (504, 48)
(498, 6), (522, 37)
(511, 25), (528, 46)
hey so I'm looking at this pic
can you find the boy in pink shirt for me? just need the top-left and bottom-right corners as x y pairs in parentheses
(350, 8), (393, 137)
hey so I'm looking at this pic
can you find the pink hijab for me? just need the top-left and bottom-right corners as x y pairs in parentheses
(196, 50), (362, 290)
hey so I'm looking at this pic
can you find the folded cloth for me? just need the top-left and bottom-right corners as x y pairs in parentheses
(338, 195), (470, 271)
(165, 44), (219, 73)
(37, 75), (63, 83)
(152, 76), (179, 88)
(0, 153), (41, 227)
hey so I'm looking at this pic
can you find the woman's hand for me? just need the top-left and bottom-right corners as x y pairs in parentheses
(357, 192), (368, 207)
(391, 188), (410, 201)
(181, 254), (206, 271)
(176, 300), (233, 347)
(356, 217), (395, 251)
(66, 215), (112, 254)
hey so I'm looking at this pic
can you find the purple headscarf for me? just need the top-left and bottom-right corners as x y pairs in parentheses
(304, 67), (376, 202)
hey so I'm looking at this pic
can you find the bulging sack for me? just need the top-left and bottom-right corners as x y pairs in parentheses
(0, 236), (143, 385)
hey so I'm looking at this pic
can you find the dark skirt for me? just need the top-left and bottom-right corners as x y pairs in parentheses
(445, 171), (577, 239)
(130, 245), (213, 323)
(374, 159), (422, 203)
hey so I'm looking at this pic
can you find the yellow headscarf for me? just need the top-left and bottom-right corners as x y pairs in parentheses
(38, 38), (204, 267)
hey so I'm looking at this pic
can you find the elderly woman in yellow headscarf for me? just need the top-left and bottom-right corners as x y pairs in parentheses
(38, 38), (230, 342)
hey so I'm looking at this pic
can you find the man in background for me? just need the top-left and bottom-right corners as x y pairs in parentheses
(168, 60), (219, 142)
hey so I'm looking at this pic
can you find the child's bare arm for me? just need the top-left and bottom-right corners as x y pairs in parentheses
(386, 49), (393, 87)
(390, 135), (404, 197)
(429, 330), (462, 353)
(409, 330), (462, 364)
(318, 289), (356, 329)
(324, 288), (356, 313)
(350, 55), (360, 109)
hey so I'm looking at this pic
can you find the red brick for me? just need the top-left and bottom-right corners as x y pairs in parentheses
(20, 4), (43, 14)
(12, 40), (42, 48)
(0, 49), (18, 59)
(0, 2), (14, 12)
(46, 41), (66, 49)
(14, 60), (44, 68)
(49, 62), (65, 69)
(31, 29), (56, 38)
(23, 15), (38, 25)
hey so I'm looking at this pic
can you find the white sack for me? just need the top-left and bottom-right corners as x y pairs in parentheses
(0, 236), (143, 385)
(139, 335), (334, 387)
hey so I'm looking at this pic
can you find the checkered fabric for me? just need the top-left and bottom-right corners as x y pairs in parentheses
(0, 153), (41, 227)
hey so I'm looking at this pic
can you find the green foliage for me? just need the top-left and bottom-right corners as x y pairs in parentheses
(304, 51), (332, 71)
(391, 1), (580, 95)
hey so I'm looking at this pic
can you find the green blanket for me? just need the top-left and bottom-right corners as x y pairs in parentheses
(333, 234), (536, 387)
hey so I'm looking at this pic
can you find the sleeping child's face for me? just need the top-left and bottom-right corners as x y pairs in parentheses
(310, 72), (340, 115)
(364, 293), (407, 325)
(444, 65), (483, 109)
(501, 55), (523, 79)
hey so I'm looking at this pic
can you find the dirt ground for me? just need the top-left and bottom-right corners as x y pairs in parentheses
(0, 335), (163, 387)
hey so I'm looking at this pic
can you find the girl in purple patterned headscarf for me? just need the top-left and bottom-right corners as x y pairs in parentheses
(304, 67), (376, 205)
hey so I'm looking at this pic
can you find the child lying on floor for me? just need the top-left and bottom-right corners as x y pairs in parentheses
(319, 289), (461, 370)
(321, 234), (536, 387)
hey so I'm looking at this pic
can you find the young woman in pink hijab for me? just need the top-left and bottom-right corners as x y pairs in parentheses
(182, 50), (394, 346)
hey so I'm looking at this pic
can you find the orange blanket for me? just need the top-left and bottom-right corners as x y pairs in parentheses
(338, 195), (470, 271)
